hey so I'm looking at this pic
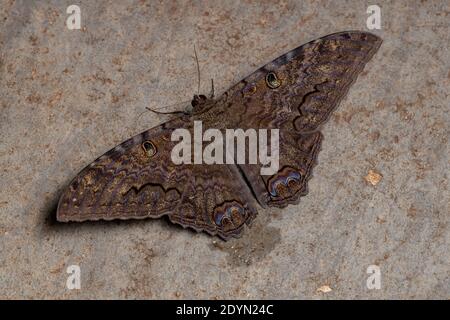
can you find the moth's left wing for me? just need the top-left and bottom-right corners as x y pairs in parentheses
(217, 31), (382, 207)
(57, 116), (257, 240)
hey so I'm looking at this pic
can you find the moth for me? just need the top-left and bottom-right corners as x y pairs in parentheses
(57, 31), (382, 240)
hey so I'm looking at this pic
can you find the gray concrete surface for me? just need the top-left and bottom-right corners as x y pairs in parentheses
(0, 0), (449, 299)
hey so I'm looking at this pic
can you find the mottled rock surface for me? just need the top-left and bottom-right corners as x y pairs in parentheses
(0, 0), (448, 299)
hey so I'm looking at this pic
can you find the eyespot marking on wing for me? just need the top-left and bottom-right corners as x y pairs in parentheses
(142, 140), (157, 157)
(213, 201), (248, 229)
(265, 72), (281, 89)
(267, 167), (304, 198)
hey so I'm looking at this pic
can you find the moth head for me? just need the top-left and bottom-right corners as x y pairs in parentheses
(191, 94), (207, 107)
(142, 140), (157, 157)
(265, 72), (281, 89)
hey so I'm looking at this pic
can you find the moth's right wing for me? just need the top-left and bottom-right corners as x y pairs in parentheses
(217, 31), (382, 207)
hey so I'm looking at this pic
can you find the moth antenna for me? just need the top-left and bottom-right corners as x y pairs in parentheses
(145, 107), (186, 116)
(147, 99), (191, 112)
(194, 44), (201, 95)
(136, 99), (191, 121)
(210, 78), (215, 98)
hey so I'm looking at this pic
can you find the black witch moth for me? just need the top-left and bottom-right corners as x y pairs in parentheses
(57, 31), (381, 240)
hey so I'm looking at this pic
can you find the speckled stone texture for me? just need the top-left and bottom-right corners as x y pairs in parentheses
(0, 0), (448, 299)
